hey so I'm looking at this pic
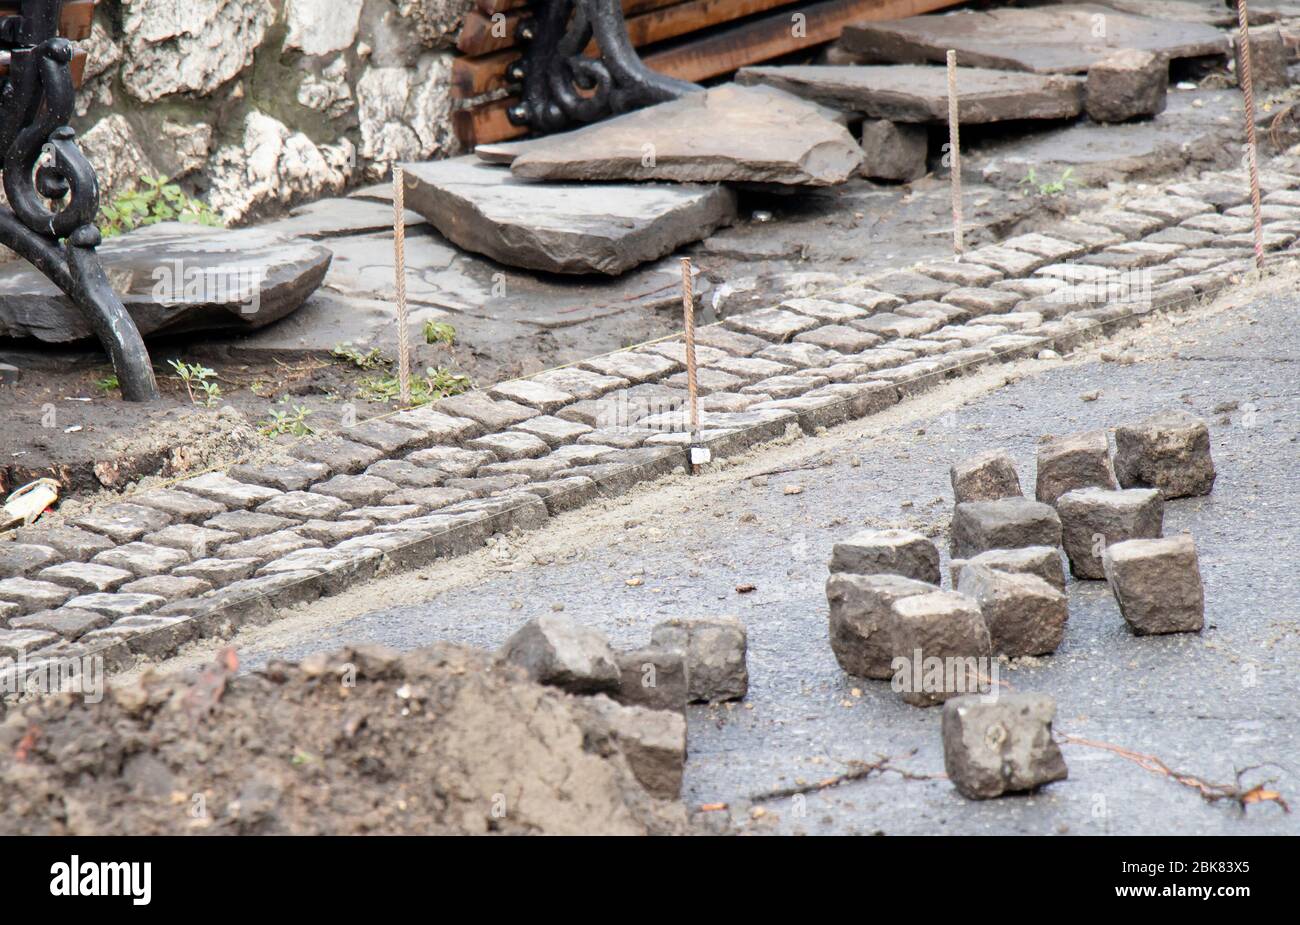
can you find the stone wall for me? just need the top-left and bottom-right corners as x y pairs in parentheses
(74, 0), (473, 225)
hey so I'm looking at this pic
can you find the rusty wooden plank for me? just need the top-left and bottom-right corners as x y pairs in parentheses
(457, 9), (528, 55)
(643, 0), (961, 82)
(453, 98), (528, 148)
(452, 49), (522, 99)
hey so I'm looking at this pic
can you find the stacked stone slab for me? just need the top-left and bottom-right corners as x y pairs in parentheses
(1035, 429), (1118, 505)
(829, 528), (941, 584)
(1103, 535), (1205, 635)
(956, 563), (1067, 657)
(950, 449), (1023, 503)
(1056, 487), (1163, 579)
(941, 693), (1068, 800)
(1112, 410), (1216, 498)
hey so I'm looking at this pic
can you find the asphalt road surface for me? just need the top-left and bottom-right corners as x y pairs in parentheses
(184, 283), (1299, 835)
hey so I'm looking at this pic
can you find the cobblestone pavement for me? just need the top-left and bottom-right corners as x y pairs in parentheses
(4, 154), (1300, 688)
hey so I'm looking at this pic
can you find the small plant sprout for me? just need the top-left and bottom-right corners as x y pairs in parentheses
(99, 176), (220, 238)
(1020, 167), (1075, 197)
(167, 359), (222, 407)
(424, 320), (457, 347)
(331, 344), (390, 370)
(258, 404), (314, 438)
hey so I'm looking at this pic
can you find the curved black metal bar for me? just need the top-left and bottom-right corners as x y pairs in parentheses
(0, 3), (158, 401)
(511, 0), (698, 134)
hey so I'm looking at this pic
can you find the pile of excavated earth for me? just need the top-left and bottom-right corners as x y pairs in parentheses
(827, 408), (1215, 799)
(0, 643), (692, 835)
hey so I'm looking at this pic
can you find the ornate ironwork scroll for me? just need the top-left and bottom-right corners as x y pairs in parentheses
(0, 0), (157, 400)
(507, 0), (698, 134)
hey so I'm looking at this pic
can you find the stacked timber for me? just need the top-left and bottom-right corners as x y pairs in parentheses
(451, 0), (964, 146)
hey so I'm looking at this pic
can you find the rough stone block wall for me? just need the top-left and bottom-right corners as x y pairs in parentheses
(73, 0), (472, 225)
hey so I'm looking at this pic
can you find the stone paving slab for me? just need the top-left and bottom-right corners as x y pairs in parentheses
(401, 156), (738, 276)
(737, 65), (1084, 124)
(7, 151), (1296, 683)
(841, 3), (1227, 74)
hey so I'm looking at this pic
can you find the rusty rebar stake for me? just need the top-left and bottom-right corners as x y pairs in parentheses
(947, 50), (964, 259)
(1237, 0), (1266, 270)
(393, 166), (412, 406)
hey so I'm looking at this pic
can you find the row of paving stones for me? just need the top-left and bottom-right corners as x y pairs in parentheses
(3, 156), (1299, 682)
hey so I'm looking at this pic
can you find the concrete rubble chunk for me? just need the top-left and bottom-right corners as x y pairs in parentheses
(1103, 534), (1204, 635)
(826, 572), (934, 679)
(401, 157), (737, 276)
(951, 498), (1062, 559)
(498, 614), (620, 695)
(737, 64), (1083, 123)
(829, 528), (940, 585)
(941, 693), (1068, 799)
(1113, 409), (1216, 498)
(508, 84), (864, 187)
(858, 119), (928, 182)
(840, 4), (1226, 75)
(888, 590), (992, 707)
(579, 695), (687, 800)
(957, 563), (1067, 657)
(614, 645), (688, 713)
(650, 616), (748, 703)
(1056, 487), (1163, 580)
(1086, 48), (1168, 123)
(950, 449), (1023, 503)
(1035, 429), (1118, 505)
(0, 224), (332, 343)
(949, 546), (1066, 593)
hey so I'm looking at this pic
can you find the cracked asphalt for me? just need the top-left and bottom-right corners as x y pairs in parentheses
(170, 281), (1299, 835)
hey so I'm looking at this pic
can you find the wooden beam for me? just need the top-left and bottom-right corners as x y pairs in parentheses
(452, 49), (522, 99)
(622, 0), (802, 48)
(457, 9), (529, 55)
(643, 0), (960, 82)
(453, 98), (528, 148)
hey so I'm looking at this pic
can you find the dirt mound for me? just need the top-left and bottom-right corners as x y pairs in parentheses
(0, 644), (688, 835)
